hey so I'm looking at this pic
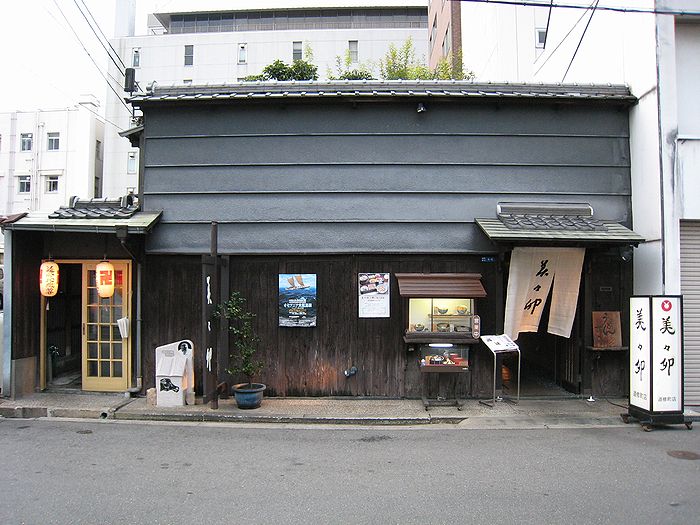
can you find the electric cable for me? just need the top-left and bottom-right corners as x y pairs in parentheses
(543, 0), (554, 49)
(457, 0), (700, 16)
(51, 0), (131, 113)
(73, 0), (126, 77)
(562, 0), (599, 82)
(533, 0), (594, 74)
(77, 0), (127, 72)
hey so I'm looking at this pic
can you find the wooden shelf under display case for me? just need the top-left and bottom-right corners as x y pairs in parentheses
(403, 333), (480, 344)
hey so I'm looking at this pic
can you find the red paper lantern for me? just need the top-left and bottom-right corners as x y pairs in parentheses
(96, 260), (115, 298)
(40, 261), (60, 297)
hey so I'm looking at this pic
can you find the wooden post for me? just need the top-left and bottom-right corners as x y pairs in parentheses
(202, 222), (219, 408)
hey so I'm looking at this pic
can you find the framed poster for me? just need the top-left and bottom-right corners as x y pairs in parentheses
(358, 273), (390, 318)
(279, 274), (317, 327)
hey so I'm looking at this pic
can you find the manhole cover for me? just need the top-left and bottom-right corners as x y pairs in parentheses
(667, 450), (700, 460)
(76, 430), (93, 435)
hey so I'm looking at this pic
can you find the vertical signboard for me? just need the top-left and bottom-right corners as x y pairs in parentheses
(651, 296), (683, 412)
(629, 296), (683, 415)
(629, 297), (651, 411)
(358, 273), (390, 318)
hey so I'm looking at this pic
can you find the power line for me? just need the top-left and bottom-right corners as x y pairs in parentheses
(78, 0), (127, 73)
(533, 0), (594, 76)
(543, 0), (554, 49)
(72, 0), (126, 77)
(51, 0), (131, 114)
(458, 0), (700, 16)
(562, 0), (599, 82)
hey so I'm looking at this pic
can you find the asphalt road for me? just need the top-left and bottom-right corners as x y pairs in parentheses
(0, 418), (698, 525)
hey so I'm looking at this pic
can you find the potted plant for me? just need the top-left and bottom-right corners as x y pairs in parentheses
(215, 291), (265, 409)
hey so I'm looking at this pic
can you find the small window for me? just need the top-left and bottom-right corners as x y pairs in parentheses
(348, 40), (358, 63)
(0, 134), (3, 152)
(184, 44), (194, 66)
(442, 24), (452, 57)
(20, 133), (33, 152)
(238, 43), (247, 64)
(536, 28), (547, 49)
(18, 176), (31, 193)
(95, 140), (102, 161)
(292, 41), (302, 61)
(45, 175), (59, 193)
(127, 152), (137, 174)
(183, 79), (193, 85)
(47, 132), (60, 151)
(431, 17), (437, 44)
(132, 48), (141, 67)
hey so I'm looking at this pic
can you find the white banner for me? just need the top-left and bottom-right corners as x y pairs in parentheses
(504, 247), (585, 340)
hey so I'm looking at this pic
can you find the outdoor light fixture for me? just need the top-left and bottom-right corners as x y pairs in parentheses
(96, 260), (115, 298)
(39, 260), (59, 297)
(344, 366), (358, 377)
(428, 343), (453, 348)
(416, 102), (427, 113)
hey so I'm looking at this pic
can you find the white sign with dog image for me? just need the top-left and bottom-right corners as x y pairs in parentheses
(155, 340), (195, 407)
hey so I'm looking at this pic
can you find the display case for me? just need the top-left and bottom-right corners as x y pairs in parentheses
(404, 297), (480, 343)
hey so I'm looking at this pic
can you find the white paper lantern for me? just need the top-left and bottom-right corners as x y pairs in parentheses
(40, 261), (60, 297)
(96, 260), (115, 298)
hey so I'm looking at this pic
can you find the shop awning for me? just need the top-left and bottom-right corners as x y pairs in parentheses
(3, 195), (162, 235)
(3, 212), (162, 235)
(475, 202), (644, 246)
(395, 273), (487, 298)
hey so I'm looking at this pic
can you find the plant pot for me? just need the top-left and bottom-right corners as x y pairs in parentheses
(232, 383), (266, 409)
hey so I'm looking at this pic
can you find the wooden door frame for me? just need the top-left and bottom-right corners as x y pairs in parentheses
(39, 259), (132, 392)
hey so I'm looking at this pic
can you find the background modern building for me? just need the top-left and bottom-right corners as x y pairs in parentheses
(104, 1), (429, 199)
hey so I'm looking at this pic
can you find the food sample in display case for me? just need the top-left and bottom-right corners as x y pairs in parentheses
(407, 298), (479, 337)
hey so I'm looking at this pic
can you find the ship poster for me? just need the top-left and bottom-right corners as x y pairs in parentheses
(279, 274), (317, 327)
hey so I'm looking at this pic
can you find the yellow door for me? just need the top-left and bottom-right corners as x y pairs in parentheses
(82, 261), (131, 391)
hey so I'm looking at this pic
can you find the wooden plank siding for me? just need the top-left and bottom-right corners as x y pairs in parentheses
(141, 254), (500, 397)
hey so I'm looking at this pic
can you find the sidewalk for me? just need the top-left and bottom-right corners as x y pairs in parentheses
(4, 392), (696, 429)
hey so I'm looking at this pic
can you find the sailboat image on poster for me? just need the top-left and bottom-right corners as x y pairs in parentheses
(279, 274), (317, 327)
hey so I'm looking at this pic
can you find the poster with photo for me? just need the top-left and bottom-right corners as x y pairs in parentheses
(279, 274), (317, 327)
(358, 273), (390, 318)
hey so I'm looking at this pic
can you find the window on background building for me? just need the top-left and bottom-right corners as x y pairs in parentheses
(45, 175), (59, 193)
(536, 28), (547, 49)
(238, 43), (247, 64)
(348, 40), (358, 62)
(183, 79), (193, 85)
(184, 45), (194, 66)
(18, 176), (30, 193)
(0, 134), (2, 152)
(431, 17), (437, 45)
(442, 24), (451, 57)
(127, 152), (137, 174)
(47, 132), (60, 151)
(95, 140), (102, 161)
(292, 41), (302, 61)
(20, 133), (32, 151)
(132, 48), (141, 67)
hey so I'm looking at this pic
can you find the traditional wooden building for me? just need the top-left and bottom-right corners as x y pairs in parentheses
(2, 81), (643, 402)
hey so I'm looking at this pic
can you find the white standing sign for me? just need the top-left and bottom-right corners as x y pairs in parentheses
(651, 297), (682, 412)
(629, 297), (651, 411)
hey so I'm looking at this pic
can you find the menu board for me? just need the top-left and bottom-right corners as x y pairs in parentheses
(279, 274), (317, 327)
(358, 273), (390, 318)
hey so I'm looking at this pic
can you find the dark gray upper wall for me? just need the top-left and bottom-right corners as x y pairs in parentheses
(139, 98), (632, 254)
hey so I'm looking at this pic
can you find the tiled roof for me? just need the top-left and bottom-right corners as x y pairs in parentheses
(129, 80), (636, 105)
(476, 202), (644, 245)
(49, 196), (139, 220)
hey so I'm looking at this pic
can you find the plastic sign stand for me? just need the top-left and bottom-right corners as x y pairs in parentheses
(479, 334), (520, 407)
(155, 339), (195, 407)
(625, 296), (692, 431)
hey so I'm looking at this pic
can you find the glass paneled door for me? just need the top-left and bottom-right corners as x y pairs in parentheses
(82, 262), (131, 391)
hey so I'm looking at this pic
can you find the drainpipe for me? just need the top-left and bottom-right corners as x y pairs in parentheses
(127, 261), (143, 394)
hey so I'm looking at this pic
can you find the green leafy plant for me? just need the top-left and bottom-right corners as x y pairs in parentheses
(328, 50), (375, 80)
(379, 37), (473, 80)
(244, 58), (319, 82)
(215, 291), (264, 387)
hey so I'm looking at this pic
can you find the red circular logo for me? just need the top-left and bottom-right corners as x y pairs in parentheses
(661, 300), (672, 312)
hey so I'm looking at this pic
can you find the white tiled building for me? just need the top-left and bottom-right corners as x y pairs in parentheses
(104, 0), (429, 198)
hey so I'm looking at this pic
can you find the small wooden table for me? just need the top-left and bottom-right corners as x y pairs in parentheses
(420, 364), (470, 410)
